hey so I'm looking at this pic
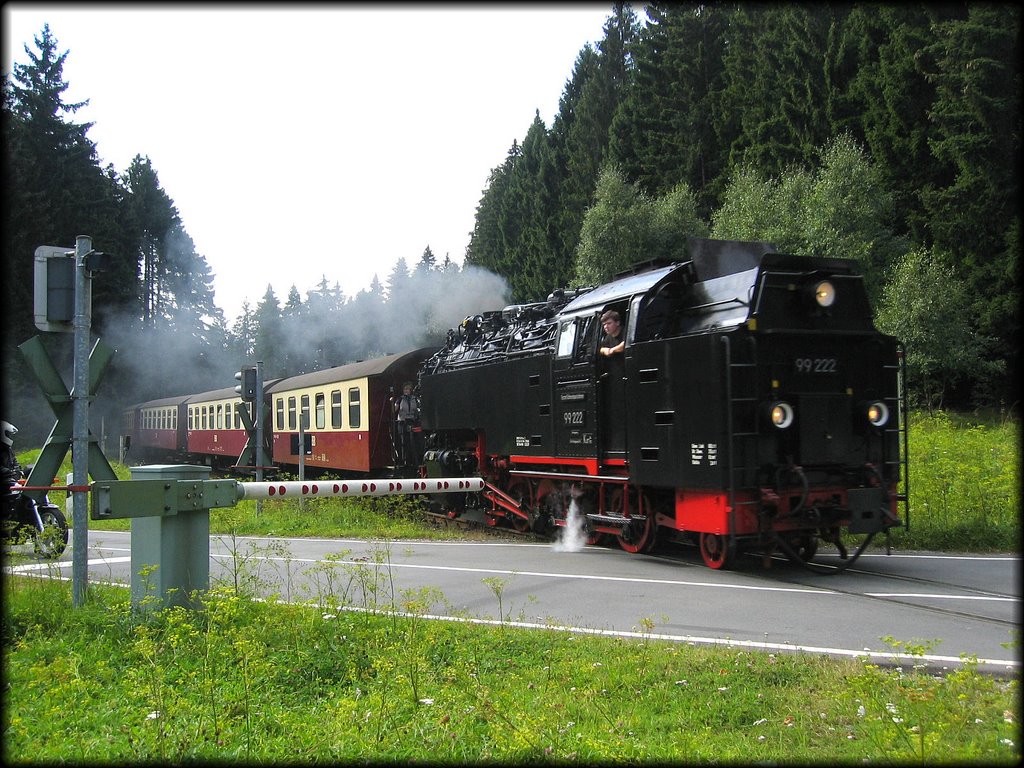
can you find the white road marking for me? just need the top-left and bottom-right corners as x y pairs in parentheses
(7, 556), (131, 573)
(208, 553), (838, 595)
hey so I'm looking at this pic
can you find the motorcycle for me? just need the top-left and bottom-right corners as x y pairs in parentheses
(2, 465), (69, 559)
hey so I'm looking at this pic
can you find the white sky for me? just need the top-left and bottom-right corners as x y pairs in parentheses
(3, 3), (613, 321)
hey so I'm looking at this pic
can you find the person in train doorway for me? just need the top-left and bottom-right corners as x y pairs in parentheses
(598, 311), (627, 454)
(394, 382), (420, 470)
(599, 310), (625, 358)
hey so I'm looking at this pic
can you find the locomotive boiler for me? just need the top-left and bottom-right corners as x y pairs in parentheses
(417, 237), (907, 569)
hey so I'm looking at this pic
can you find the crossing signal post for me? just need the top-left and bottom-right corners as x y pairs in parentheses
(24, 235), (116, 608)
(234, 366), (257, 401)
(233, 362), (268, 481)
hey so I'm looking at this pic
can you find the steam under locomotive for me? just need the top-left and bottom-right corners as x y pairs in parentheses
(123, 238), (908, 570)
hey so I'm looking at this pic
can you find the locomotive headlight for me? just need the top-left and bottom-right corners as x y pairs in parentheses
(866, 400), (889, 427)
(813, 280), (836, 308)
(770, 401), (795, 429)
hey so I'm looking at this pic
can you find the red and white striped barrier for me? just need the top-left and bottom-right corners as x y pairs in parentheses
(237, 477), (484, 500)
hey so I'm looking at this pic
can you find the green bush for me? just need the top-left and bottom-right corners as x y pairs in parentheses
(896, 410), (1019, 551)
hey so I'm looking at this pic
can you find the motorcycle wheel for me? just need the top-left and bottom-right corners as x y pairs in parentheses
(34, 506), (69, 559)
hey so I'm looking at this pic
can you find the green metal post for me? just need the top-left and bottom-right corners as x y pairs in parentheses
(128, 464), (212, 610)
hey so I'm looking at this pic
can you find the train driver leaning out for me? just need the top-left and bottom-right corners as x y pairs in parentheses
(599, 310), (625, 357)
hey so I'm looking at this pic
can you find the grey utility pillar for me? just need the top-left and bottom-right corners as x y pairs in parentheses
(127, 464), (213, 610)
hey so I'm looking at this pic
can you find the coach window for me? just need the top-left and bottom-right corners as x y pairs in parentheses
(300, 395), (310, 430)
(276, 398), (284, 431)
(214, 404), (221, 429)
(188, 408), (193, 430)
(331, 390), (343, 428)
(315, 392), (326, 429)
(348, 387), (361, 428)
(287, 397), (297, 430)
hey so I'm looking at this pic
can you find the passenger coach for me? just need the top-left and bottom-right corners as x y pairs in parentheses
(184, 385), (255, 470)
(123, 395), (190, 462)
(268, 348), (434, 475)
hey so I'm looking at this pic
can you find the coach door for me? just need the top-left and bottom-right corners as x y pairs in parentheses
(552, 314), (599, 459)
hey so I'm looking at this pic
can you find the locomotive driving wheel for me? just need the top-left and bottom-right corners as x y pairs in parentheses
(611, 487), (656, 554)
(698, 532), (735, 570)
(505, 479), (533, 533)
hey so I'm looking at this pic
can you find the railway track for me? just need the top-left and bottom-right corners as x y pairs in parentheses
(422, 509), (541, 540)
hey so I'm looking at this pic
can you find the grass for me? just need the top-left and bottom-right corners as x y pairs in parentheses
(4, 409), (1018, 762)
(3, 569), (1019, 764)
(895, 410), (1019, 551)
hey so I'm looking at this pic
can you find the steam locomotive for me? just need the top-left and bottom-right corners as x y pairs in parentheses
(123, 238), (908, 570)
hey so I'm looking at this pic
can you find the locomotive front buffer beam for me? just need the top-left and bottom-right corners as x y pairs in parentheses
(90, 464), (483, 611)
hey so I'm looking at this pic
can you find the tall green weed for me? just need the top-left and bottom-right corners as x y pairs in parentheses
(898, 411), (1019, 551)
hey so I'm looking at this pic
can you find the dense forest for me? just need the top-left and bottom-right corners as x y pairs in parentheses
(2, 3), (1020, 445)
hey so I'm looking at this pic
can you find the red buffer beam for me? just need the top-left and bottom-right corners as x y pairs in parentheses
(237, 477), (484, 500)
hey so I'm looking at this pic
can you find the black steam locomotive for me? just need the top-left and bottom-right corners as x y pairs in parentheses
(417, 237), (907, 569)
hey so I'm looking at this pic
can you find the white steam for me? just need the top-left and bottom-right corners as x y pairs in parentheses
(93, 262), (511, 421)
(552, 497), (588, 553)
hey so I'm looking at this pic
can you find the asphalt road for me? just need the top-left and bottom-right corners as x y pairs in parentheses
(12, 529), (1020, 675)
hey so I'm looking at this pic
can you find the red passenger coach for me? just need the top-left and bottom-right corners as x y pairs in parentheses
(125, 395), (190, 462)
(185, 385), (252, 469)
(268, 348), (435, 475)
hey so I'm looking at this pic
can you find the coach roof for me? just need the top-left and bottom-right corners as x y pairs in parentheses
(267, 348), (435, 394)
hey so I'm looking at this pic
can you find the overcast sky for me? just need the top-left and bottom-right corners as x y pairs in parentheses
(3, 3), (615, 321)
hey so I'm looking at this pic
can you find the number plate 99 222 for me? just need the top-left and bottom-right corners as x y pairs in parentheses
(793, 357), (838, 374)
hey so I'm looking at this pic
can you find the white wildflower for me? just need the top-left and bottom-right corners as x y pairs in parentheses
(146, 711), (160, 720)
(857, 705), (866, 718)
(418, 698), (435, 706)
(754, 718), (768, 726)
